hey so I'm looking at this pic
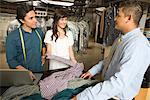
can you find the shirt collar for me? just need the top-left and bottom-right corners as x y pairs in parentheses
(121, 28), (141, 40)
(20, 26), (34, 34)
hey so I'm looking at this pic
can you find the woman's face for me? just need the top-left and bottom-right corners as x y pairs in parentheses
(57, 17), (68, 29)
(21, 10), (37, 29)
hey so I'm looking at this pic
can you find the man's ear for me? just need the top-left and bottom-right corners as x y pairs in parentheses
(128, 15), (131, 21)
(125, 15), (131, 23)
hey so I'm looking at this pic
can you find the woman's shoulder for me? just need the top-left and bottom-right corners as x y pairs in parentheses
(46, 30), (53, 34)
(45, 30), (53, 36)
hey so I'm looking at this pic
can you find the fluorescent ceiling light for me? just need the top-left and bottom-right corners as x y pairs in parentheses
(96, 7), (106, 11)
(61, 0), (74, 2)
(41, 0), (74, 6)
(27, 1), (40, 6)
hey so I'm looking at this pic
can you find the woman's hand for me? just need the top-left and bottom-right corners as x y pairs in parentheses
(72, 59), (77, 64)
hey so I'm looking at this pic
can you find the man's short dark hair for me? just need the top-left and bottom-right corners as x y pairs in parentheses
(119, 1), (143, 25)
(16, 4), (34, 25)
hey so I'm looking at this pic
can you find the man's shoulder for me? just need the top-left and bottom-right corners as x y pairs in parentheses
(7, 28), (19, 37)
(34, 28), (45, 37)
(35, 27), (43, 33)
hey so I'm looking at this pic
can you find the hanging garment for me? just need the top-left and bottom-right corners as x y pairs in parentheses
(103, 7), (119, 46)
(39, 55), (84, 100)
(100, 10), (105, 38)
(7, 19), (20, 35)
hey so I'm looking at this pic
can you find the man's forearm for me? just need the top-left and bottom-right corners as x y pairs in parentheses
(42, 47), (46, 56)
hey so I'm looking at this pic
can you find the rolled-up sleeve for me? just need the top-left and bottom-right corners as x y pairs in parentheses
(89, 60), (104, 76)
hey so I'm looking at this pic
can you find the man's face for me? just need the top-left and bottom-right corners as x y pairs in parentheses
(57, 17), (68, 29)
(22, 10), (37, 29)
(115, 8), (127, 31)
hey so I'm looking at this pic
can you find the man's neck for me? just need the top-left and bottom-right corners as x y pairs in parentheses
(122, 25), (137, 35)
(22, 25), (32, 33)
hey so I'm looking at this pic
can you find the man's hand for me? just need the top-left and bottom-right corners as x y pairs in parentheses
(41, 55), (46, 65)
(71, 96), (77, 100)
(28, 70), (36, 80)
(16, 65), (36, 80)
(80, 71), (93, 79)
(16, 65), (26, 70)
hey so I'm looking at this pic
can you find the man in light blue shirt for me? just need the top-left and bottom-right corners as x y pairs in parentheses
(72, 1), (150, 100)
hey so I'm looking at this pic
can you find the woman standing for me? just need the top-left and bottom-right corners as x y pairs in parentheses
(44, 10), (77, 70)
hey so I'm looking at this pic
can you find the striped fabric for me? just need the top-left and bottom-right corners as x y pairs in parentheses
(39, 55), (84, 100)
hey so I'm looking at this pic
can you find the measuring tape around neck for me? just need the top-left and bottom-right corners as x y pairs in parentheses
(19, 28), (42, 63)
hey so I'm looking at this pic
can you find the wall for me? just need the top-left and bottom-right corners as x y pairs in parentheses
(0, 13), (16, 69)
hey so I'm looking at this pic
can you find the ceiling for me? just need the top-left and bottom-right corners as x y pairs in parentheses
(1, 0), (149, 16)
(3, 0), (29, 2)
(2, 0), (150, 3)
(2, 0), (82, 7)
(2, 0), (150, 8)
(2, 0), (75, 3)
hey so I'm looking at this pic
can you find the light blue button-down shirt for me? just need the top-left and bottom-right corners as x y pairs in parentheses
(77, 28), (150, 100)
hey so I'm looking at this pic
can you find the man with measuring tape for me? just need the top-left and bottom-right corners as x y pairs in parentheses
(6, 4), (46, 80)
